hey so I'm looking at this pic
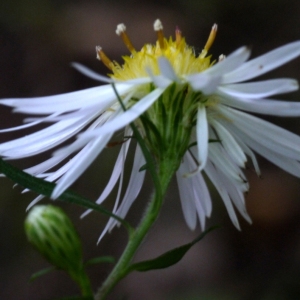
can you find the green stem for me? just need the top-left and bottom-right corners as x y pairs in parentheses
(94, 166), (173, 300)
(77, 270), (94, 298)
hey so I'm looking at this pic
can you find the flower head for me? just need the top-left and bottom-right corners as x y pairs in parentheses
(25, 205), (92, 294)
(2, 19), (300, 237)
(25, 205), (83, 273)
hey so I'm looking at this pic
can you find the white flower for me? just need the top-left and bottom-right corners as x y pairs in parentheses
(1, 19), (300, 238)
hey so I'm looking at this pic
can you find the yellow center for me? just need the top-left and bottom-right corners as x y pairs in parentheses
(97, 20), (217, 82)
(111, 37), (212, 80)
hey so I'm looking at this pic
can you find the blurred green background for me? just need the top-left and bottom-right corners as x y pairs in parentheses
(1, 0), (300, 299)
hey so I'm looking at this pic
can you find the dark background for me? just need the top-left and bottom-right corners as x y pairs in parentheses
(1, 0), (300, 299)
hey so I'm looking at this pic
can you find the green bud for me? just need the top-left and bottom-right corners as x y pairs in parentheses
(25, 205), (92, 297)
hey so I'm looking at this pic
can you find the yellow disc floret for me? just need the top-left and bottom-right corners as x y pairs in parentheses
(97, 19), (217, 81)
(111, 37), (212, 80)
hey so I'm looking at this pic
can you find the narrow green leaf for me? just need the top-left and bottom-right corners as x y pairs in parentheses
(0, 158), (132, 232)
(30, 266), (56, 282)
(127, 226), (218, 273)
(85, 256), (115, 267)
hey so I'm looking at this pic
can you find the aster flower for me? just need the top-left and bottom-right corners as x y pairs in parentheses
(1, 19), (300, 237)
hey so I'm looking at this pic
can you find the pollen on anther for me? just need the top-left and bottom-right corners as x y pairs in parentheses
(116, 23), (126, 36)
(95, 46), (113, 70)
(219, 54), (226, 62)
(95, 46), (102, 60)
(116, 23), (136, 53)
(153, 19), (165, 49)
(154, 19), (163, 31)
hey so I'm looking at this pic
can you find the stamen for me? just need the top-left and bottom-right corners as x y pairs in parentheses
(175, 26), (182, 47)
(204, 23), (218, 51)
(154, 19), (165, 49)
(199, 23), (218, 58)
(218, 54), (226, 62)
(95, 46), (113, 70)
(116, 23), (136, 53)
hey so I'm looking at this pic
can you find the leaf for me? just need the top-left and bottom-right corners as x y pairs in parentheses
(84, 256), (115, 267)
(30, 266), (56, 282)
(0, 158), (132, 232)
(127, 226), (218, 273)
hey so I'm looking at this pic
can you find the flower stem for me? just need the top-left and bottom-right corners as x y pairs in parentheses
(94, 165), (174, 300)
(72, 270), (94, 298)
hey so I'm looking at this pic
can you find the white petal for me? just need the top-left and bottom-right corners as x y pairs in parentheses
(0, 117), (91, 158)
(185, 152), (212, 217)
(228, 131), (261, 176)
(204, 161), (241, 230)
(196, 106), (208, 171)
(98, 133), (132, 206)
(96, 140), (128, 235)
(146, 67), (172, 88)
(26, 195), (44, 211)
(71, 63), (113, 83)
(51, 133), (112, 198)
(43, 139), (106, 184)
(158, 56), (179, 82)
(186, 73), (222, 94)
(0, 112), (61, 133)
(81, 129), (132, 218)
(219, 105), (300, 160)
(211, 120), (247, 167)
(176, 163), (198, 230)
(204, 46), (251, 77)
(25, 152), (70, 175)
(219, 94), (300, 116)
(110, 146), (146, 225)
(177, 152), (212, 231)
(218, 78), (298, 99)
(0, 84), (132, 114)
(223, 41), (300, 84)
(208, 143), (245, 183)
(233, 128), (300, 177)
(98, 145), (146, 243)
(72, 62), (152, 85)
(79, 88), (165, 140)
(214, 168), (251, 224)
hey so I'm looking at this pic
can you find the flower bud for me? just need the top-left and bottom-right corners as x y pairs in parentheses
(25, 205), (83, 275)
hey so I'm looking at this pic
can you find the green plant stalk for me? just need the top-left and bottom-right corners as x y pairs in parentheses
(71, 269), (93, 298)
(94, 159), (176, 300)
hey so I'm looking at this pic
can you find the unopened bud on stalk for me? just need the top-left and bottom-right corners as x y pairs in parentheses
(25, 205), (83, 272)
(24, 205), (93, 296)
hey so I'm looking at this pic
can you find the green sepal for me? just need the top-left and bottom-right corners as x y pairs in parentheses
(30, 266), (56, 282)
(127, 226), (218, 273)
(84, 256), (115, 267)
(139, 164), (148, 172)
